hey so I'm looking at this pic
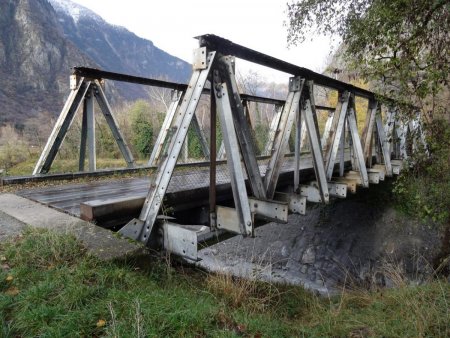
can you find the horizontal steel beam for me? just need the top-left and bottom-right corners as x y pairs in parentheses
(197, 34), (375, 100)
(73, 67), (335, 111)
(73, 67), (187, 91)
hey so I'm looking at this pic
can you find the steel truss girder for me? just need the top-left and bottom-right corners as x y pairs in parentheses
(218, 56), (266, 200)
(361, 100), (378, 165)
(79, 86), (95, 171)
(148, 90), (182, 166)
(264, 77), (304, 199)
(302, 81), (330, 203)
(347, 94), (369, 187)
(375, 108), (393, 176)
(214, 78), (253, 235)
(263, 104), (284, 156)
(33, 77), (91, 175)
(321, 111), (334, 150)
(323, 91), (350, 180)
(118, 50), (217, 244)
(33, 77), (136, 175)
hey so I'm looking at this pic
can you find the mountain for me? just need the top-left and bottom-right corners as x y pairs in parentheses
(49, 0), (191, 99)
(0, 0), (191, 126)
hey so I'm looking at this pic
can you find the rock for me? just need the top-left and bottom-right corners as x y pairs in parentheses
(301, 246), (316, 264)
(281, 245), (290, 257)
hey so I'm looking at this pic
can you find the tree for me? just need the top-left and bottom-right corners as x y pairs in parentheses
(286, 0), (449, 120)
(130, 100), (153, 159)
(287, 0), (450, 271)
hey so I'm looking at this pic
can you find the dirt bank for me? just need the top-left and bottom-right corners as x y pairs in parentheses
(197, 184), (442, 294)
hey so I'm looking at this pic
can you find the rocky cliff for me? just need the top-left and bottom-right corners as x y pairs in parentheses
(0, 0), (191, 126)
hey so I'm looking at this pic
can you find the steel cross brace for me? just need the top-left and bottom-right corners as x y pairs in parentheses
(119, 48), (217, 244)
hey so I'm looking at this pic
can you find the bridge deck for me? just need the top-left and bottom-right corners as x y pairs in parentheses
(17, 155), (336, 218)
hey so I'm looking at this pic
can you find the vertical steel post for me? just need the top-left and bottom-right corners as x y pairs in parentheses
(321, 111), (334, 150)
(86, 86), (96, 172)
(339, 125), (345, 177)
(294, 105), (301, 192)
(209, 90), (217, 228)
(375, 109), (393, 176)
(79, 100), (88, 172)
(263, 104), (284, 156)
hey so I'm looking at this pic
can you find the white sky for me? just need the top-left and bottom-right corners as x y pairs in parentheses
(71, 0), (336, 83)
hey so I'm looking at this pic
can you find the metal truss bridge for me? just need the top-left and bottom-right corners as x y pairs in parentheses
(13, 35), (426, 260)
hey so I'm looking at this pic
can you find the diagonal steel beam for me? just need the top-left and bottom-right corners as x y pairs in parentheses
(303, 81), (329, 203)
(33, 77), (91, 175)
(361, 99), (378, 165)
(94, 80), (135, 168)
(264, 76), (304, 199)
(119, 49), (216, 244)
(375, 108), (393, 176)
(220, 56), (266, 200)
(191, 112), (211, 160)
(148, 90), (182, 166)
(347, 94), (369, 187)
(323, 91), (350, 180)
(263, 104), (284, 156)
(214, 77), (253, 235)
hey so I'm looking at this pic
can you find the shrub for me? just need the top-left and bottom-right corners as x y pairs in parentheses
(393, 119), (450, 225)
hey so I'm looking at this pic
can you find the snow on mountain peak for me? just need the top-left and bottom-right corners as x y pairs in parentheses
(48, 0), (103, 24)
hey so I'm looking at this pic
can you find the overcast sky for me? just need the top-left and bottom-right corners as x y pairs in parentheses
(71, 0), (336, 83)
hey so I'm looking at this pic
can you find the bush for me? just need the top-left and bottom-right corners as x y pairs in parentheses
(393, 119), (450, 225)
(130, 100), (154, 159)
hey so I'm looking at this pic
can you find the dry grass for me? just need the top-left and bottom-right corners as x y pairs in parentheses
(206, 271), (282, 313)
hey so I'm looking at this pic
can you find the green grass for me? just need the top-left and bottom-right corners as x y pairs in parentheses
(1, 229), (449, 337)
(5, 157), (149, 177)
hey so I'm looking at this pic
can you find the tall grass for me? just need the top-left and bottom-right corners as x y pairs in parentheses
(1, 228), (449, 337)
